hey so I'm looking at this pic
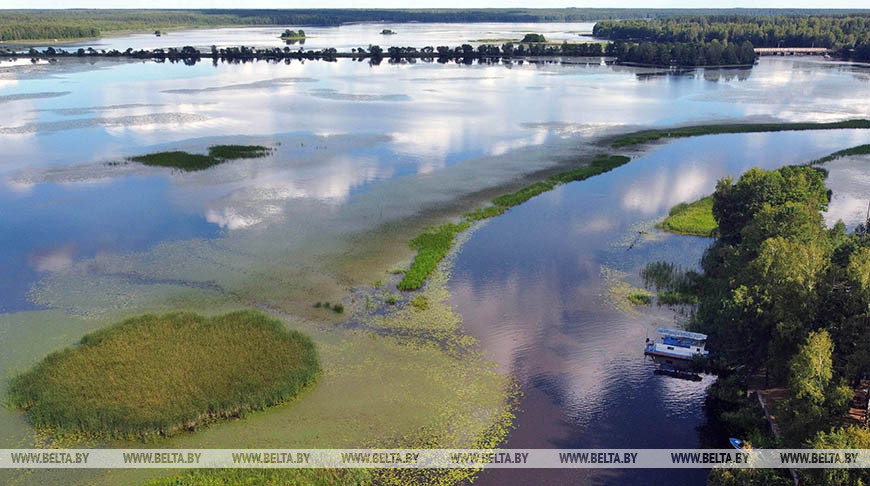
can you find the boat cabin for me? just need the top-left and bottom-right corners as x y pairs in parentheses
(644, 327), (708, 362)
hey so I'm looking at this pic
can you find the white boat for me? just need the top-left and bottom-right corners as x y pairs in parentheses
(644, 328), (709, 362)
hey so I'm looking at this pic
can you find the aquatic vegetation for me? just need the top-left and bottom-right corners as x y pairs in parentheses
(206, 144), (271, 160)
(410, 294), (430, 311)
(147, 468), (372, 486)
(6, 310), (320, 440)
(129, 144), (271, 171)
(657, 196), (716, 236)
(399, 154), (631, 290)
(657, 290), (699, 306)
(627, 292), (652, 305)
(398, 221), (471, 291)
(810, 143), (870, 165)
(386, 295), (398, 305)
(611, 119), (870, 147)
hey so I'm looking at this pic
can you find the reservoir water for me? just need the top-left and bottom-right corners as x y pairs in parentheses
(1, 26), (870, 485)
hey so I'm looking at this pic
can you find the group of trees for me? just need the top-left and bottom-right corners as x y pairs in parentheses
(680, 165), (870, 483)
(5, 41), (611, 64)
(280, 29), (305, 38)
(593, 15), (870, 58)
(609, 39), (756, 66)
(4, 9), (870, 41)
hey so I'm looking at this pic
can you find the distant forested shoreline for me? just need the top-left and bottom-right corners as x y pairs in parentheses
(3, 8), (870, 42)
(595, 16), (870, 61)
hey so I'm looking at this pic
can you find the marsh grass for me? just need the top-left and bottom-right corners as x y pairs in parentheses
(398, 154), (631, 290)
(810, 143), (870, 165)
(611, 120), (870, 148)
(657, 196), (716, 236)
(627, 292), (652, 305)
(398, 221), (471, 291)
(146, 467), (373, 486)
(6, 310), (319, 440)
(129, 144), (271, 171)
(641, 262), (700, 306)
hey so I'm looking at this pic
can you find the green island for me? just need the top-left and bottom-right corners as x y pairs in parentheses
(279, 28), (305, 39)
(610, 119), (870, 148)
(641, 159), (870, 484)
(129, 144), (271, 171)
(397, 154), (631, 291)
(6, 310), (320, 440)
(380, 29), (396, 35)
(520, 33), (546, 43)
(657, 196), (716, 237)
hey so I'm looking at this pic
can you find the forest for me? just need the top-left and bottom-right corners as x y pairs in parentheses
(608, 40), (757, 66)
(594, 16), (870, 60)
(2, 8), (870, 42)
(650, 165), (870, 485)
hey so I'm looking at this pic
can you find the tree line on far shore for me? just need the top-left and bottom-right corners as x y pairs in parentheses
(594, 16), (870, 61)
(3, 40), (759, 67)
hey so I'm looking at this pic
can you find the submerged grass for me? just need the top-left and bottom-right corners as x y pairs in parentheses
(399, 154), (631, 290)
(657, 196), (716, 237)
(6, 310), (319, 440)
(129, 144), (271, 171)
(610, 119), (870, 148)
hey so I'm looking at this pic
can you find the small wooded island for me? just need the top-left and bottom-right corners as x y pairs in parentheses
(380, 28), (396, 35)
(520, 33), (546, 43)
(279, 28), (306, 40)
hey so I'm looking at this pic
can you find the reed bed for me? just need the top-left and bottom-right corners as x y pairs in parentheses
(129, 144), (271, 171)
(6, 310), (319, 440)
(611, 119), (870, 148)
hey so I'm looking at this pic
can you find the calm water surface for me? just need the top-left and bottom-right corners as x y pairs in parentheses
(1, 36), (869, 484)
(35, 22), (598, 51)
(450, 131), (870, 485)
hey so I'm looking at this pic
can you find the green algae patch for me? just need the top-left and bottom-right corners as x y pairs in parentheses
(6, 310), (319, 440)
(657, 196), (716, 237)
(129, 144), (271, 171)
(610, 119), (870, 148)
